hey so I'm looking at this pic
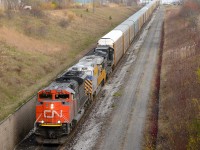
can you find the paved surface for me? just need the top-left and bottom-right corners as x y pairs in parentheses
(96, 7), (164, 150)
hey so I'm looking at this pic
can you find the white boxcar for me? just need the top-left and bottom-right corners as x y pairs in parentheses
(114, 24), (130, 53)
(128, 9), (145, 36)
(98, 30), (123, 66)
(140, 6), (149, 22)
(121, 20), (135, 43)
(127, 14), (139, 36)
(145, 1), (154, 20)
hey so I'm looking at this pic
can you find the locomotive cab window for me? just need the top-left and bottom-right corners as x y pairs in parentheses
(39, 93), (52, 99)
(55, 94), (69, 99)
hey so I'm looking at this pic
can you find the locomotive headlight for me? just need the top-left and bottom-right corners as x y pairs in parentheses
(50, 104), (54, 109)
(58, 120), (61, 124)
(41, 120), (44, 124)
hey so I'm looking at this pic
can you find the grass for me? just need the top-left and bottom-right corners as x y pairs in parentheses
(111, 104), (116, 108)
(0, 41), (57, 119)
(0, 6), (138, 121)
(113, 89), (123, 97)
(113, 91), (122, 97)
(187, 116), (200, 150)
(156, 3), (200, 149)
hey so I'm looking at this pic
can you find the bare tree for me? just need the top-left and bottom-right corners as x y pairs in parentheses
(3, 0), (19, 10)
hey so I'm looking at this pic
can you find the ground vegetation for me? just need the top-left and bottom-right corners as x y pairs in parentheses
(0, 5), (138, 121)
(156, 1), (200, 149)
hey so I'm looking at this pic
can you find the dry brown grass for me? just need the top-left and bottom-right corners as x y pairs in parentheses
(157, 4), (200, 150)
(0, 27), (63, 54)
(0, 6), (139, 121)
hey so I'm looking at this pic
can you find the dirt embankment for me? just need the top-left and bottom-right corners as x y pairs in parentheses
(0, 6), (138, 121)
(157, 3), (200, 150)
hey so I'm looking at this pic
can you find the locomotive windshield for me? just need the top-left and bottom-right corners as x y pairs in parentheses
(55, 94), (69, 99)
(39, 93), (52, 99)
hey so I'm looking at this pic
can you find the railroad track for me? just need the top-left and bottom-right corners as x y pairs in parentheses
(15, 47), (97, 150)
(16, 5), (159, 150)
(36, 10), (157, 150)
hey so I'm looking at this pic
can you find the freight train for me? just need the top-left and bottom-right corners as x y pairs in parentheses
(34, 0), (160, 144)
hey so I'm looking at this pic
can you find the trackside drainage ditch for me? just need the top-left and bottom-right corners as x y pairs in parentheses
(149, 21), (164, 148)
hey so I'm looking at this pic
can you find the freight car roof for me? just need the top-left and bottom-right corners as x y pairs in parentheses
(100, 30), (123, 41)
(98, 30), (123, 47)
(147, 0), (157, 8)
(128, 11), (143, 22)
(139, 6), (148, 12)
(128, 3), (149, 22)
(114, 24), (129, 35)
(121, 20), (134, 27)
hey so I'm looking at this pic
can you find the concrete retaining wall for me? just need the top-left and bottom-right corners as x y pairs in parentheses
(0, 97), (36, 150)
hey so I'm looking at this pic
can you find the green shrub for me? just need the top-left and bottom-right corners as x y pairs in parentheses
(59, 19), (69, 28)
(40, 2), (58, 10)
(113, 91), (122, 97)
(196, 68), (200, 82)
